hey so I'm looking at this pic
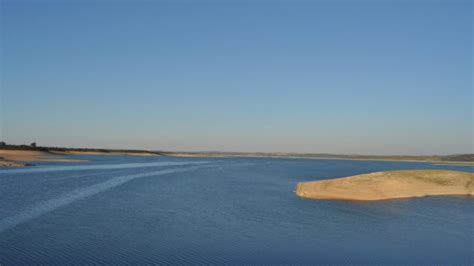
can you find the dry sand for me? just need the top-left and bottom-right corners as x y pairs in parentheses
(0, 149), (159, 168)
(53, 151), (160, 157)
(296, 170), (474, 201)
(0, 150), (84, 165)
(0, 160), (27, 168)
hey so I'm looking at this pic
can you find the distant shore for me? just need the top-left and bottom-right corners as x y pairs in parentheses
(0, 150), (86, 168)
(52, 150), (161, 157)
(0, 144), (473, 168)
(0, 145), (162, 168)
(296, 170), (474, 201)
(165, 152), (474, 166)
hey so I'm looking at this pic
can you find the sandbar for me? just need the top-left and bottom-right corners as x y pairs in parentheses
(296, 170), (474, 201)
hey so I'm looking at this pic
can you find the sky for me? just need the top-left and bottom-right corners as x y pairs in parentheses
(1, 0), (472, 155)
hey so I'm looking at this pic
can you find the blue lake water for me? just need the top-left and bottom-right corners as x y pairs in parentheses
(0, 156), (473, 264)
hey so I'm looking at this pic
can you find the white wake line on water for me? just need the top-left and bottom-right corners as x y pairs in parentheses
(0, 165), (212, 234)
(0, 161), (208, 174)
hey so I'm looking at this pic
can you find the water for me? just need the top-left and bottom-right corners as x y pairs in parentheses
(0, 156), (472, 264)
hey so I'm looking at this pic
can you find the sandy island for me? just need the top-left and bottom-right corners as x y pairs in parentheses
(296, 170), (474, 201)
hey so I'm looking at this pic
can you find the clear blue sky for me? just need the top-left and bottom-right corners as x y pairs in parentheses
(1, 0), (472, 155)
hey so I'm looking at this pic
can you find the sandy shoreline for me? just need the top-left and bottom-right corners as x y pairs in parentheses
(296, 170), (474, 201)
(1, 147), (473, 170)
(0, 149), (161, 168)
(0, 160), (27, 168)
(51, 150), (160, 157)
(0, 150), (86, 166)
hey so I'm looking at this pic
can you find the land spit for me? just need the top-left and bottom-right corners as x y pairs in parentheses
(296, 170), (474, 201)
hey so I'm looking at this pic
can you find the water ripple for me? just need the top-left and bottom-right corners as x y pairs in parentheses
(0, 164), (212, 233)
(0, 161), (208, 174)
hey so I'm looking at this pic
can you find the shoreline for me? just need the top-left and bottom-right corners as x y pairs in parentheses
(0, 150), (87, 167)
(51, 150), (161, 157)
(1, 145), (473, 168)
(166, 153), (474, 166)
(0, 148), (161, 168)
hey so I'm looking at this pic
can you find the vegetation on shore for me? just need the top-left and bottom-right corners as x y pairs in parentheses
(296, 170), (474, 201)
